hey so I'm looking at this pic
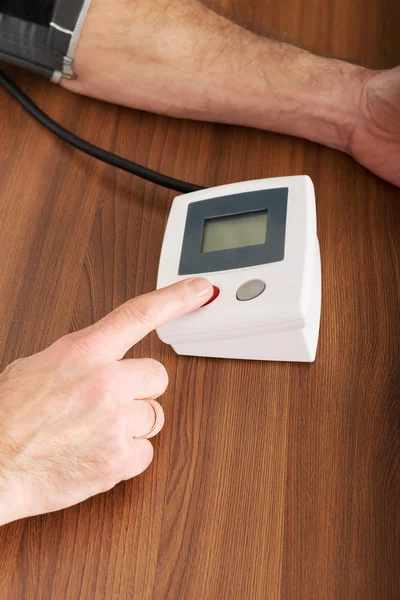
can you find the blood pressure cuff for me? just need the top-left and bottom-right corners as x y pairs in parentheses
(0, 0), (92, 82)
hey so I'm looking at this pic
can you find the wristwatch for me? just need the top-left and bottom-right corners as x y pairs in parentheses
(0, 0), (92, 82)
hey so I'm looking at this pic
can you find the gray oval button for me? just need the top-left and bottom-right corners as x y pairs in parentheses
(236, 279), (266, 301)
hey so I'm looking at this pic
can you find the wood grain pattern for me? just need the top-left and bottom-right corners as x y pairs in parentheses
(0, 0), (399, 598)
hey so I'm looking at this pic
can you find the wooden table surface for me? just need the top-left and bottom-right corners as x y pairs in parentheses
(0, 1), (399, 598)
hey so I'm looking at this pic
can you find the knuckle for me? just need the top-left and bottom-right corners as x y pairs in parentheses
(1, 357), (25, 376)
(105, 448), (126, 475)
(157, 366), (169, 392)
(79, 373), (121, 414)
(174, 288), (188, 311)
(83, 364), (122, 403)
(0, 358), (28, 388)
(112, 449), (132, 482)
(95, 369), (120, 399)
(101, 439), (154, 484)
(100, 454), (126, 489)
(102, 424), (127, 474)
(143, 359), (169, 391)
(108, 411), (126, 434)
(125, 299), (158, 328)
(133, 439), (154, 474)
(52, 332), (93, 356)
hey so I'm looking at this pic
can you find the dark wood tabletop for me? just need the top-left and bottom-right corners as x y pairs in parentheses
(0, 0), (399, 598)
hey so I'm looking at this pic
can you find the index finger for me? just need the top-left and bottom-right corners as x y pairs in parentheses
(76, 278), (213, 360)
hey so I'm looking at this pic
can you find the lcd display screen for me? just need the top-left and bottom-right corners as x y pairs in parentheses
(201, 210), (268, 253)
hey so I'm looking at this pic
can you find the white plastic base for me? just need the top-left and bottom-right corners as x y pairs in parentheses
(167, 243), (321, 363)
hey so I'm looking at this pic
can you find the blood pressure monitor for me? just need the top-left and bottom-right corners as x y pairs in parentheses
(157, 176), (321, 362)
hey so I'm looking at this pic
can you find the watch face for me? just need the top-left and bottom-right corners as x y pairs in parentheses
(0, 0), (56, 26)
(178, 188), (288, 275)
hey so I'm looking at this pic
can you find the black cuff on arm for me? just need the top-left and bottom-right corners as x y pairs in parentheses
(0, 0), (56, 26)
(0, 0), (92, 82)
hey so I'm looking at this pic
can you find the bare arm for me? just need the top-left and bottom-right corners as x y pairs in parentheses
(62, 0), (400, 186)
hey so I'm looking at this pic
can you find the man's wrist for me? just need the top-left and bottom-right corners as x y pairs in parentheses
(228, 39), (370, 155)
(275, 51), (370, 155)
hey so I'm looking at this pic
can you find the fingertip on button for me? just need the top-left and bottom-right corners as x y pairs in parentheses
(202, 285), (220, 307)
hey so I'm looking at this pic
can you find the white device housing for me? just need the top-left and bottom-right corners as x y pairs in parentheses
(156, 176), (321, 362)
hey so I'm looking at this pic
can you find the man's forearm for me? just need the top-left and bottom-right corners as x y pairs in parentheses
(63, 0), (364, 153)
(165, 37), (365, 155)
(61, 0), (399, 186)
